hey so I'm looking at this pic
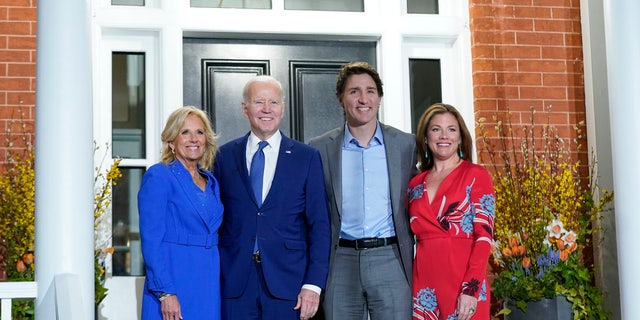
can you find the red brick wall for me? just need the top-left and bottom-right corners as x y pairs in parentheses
(0, 0), (36, 166)
(469, 0), (587, 170)
(469, 1), (588, 318)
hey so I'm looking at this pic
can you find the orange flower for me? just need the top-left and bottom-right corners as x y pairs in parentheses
(556, 239), (566, 250)
(105, 247), (114, 254)
(521, 257), (531, 268)
(559, 250), (569, 261)
(22, 253), (34, 265)
(502, 247), (513, 258)
(567, 242), (578, 252)
(509, 237), (519, 248)
(16, 260), (26, 272)
(512, 245), (526, 256)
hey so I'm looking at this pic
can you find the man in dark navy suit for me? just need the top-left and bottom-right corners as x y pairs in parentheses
(214, 75), (330, 320)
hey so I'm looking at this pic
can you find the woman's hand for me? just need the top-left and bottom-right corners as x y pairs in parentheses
(161, 294), (182, 320)
(456, 293), (477, 320)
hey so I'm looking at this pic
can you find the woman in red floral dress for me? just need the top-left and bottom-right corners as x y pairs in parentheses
(407, 103), (495, 320)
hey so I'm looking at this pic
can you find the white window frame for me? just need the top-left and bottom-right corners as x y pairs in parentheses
(93, 29), (160, 319)
(91, 1), (472, 318)
(95, 30), (160, 168)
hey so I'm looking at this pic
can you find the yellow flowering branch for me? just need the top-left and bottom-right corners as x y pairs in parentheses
(93, 142), (122, 306)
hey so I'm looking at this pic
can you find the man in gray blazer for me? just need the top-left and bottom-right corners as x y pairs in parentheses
(308, 61), (417, 320)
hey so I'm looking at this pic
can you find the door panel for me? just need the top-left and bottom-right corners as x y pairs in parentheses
(290, 61), (347, 142)
(183, 38), (376, 144)
(202, 60), (269, 144)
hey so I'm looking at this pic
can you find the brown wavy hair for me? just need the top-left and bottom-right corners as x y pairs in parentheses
(416, 103), (472, 172)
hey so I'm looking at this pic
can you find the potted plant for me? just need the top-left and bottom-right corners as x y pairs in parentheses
(478, 107), (614, 319)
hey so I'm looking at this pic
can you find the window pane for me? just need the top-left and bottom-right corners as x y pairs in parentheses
(191, 0), (271, 9)
(285, 0), (363, 12)
(409, 59), (442, 134)
(407, 0), (438, 14)
(112, 167), (145, 276)
(112, 0), (145, 6)
(112, 52), (146, 159)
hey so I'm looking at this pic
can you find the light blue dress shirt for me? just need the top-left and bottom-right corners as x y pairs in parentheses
(340, 122), (395, 240)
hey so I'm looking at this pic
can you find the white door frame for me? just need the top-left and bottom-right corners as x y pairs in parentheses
(92, 1), (472, 318)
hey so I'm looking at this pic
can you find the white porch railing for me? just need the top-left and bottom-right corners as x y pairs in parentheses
(0, 282), (37, 319)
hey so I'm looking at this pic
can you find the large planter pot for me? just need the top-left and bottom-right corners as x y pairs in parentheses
(504, 296), (573, 320)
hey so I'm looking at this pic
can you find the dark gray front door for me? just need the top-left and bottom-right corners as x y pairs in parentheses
(183, 38), (376, 144)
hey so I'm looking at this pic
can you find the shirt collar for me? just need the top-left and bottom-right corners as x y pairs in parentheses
(342, 122), (384, 148)
(249, 130), (281, 150)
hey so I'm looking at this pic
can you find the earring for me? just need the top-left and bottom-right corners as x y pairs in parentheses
(171, 148), (175, 154)
(424, 151), (429, 159)
(458, 149), (463, 158)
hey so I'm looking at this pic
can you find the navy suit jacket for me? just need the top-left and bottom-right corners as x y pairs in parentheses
(213, 132), (331, 300)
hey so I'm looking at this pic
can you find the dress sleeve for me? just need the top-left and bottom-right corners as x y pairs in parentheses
(460, 166), (496, 298)
(138, 165), (175, 298)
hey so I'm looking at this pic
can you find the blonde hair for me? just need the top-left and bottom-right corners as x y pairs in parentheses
(160, 106), (218, 169)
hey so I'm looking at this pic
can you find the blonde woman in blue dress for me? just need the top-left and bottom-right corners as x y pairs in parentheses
(139, 106), (223, 320)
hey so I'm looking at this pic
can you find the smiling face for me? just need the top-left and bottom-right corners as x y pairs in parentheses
(169, 113), (206, 166)
(426, 112), (461, 161)
(242, 81), (285, 140)
(338, 73), (381, 129)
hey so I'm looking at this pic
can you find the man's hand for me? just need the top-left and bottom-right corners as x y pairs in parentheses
(294, 288), (320, 320)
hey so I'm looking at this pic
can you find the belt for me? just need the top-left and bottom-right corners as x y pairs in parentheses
(252, 250), (261, 263)
(163, 232), (218, 248)
(338, 236), (397, 250)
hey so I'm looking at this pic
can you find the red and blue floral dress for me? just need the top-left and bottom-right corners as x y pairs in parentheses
(407, 161), (495, 320)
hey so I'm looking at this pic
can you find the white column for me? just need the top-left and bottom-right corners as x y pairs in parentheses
(581, 0), (620, 318)
(34, 0), (94, 319)
(603, 1), (640, 318)
(377, 1), (406, 131)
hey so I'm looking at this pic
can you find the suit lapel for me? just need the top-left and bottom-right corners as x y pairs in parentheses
(381, 125), (402, 218)
(233, 133), (259, 206)
(264, 134), (294, 206)
(325, 128), (344, 217)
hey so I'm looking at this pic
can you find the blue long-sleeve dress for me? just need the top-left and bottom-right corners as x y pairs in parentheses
(139, 160), (223, 319)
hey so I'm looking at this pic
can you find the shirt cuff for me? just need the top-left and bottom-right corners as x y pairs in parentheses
(302, 284), (322, 295)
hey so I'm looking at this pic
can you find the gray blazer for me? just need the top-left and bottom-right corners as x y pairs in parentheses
(308, 123), (417, 283)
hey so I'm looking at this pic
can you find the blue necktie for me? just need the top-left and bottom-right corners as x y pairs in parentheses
(250, 141), (269, 207)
